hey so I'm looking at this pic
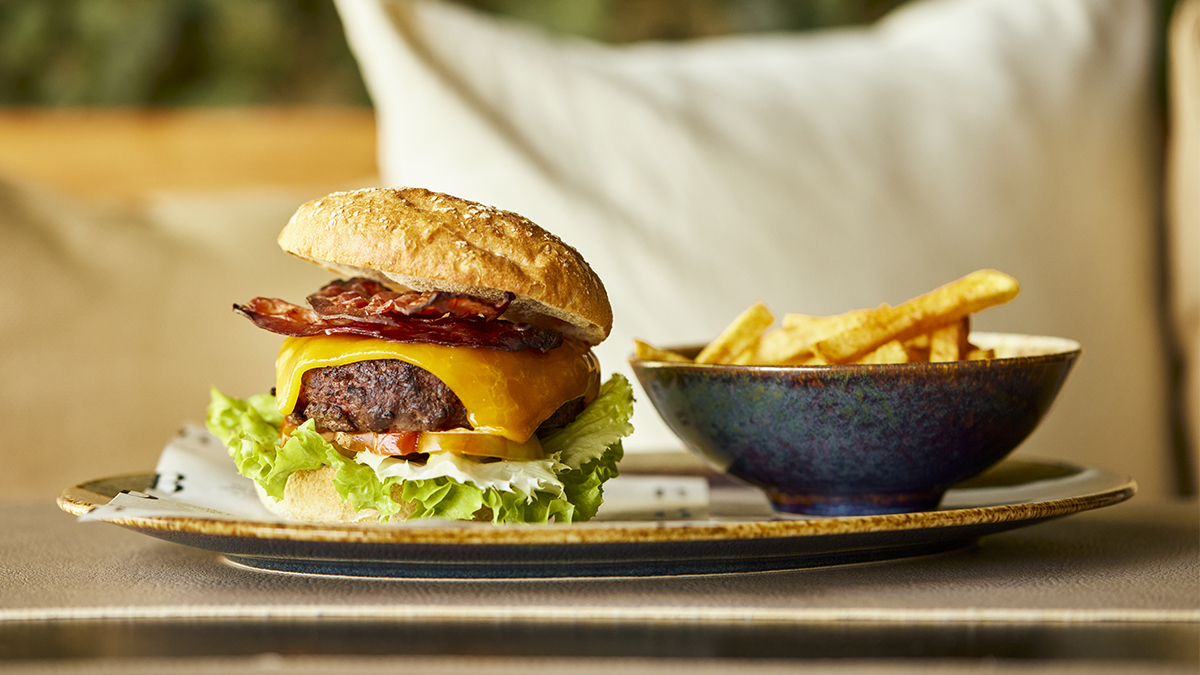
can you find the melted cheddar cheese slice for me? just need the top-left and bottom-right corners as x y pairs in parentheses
(276, 335), (599, 443)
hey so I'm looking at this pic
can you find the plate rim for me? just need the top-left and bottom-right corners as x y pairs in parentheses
(58, 459), (1137, 547)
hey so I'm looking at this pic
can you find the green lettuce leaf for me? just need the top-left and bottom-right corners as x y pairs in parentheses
(540, 374), (635, 521)
(205, 388), (309, 499)
(204, 373), (635, 523)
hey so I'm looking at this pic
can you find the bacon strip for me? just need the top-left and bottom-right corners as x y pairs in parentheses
(307, 278), (512, 323)
(234, 296), (561, 352)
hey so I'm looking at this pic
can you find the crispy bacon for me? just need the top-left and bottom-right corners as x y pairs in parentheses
(234, 294), (561, 352)
(307, 278), (512, 323)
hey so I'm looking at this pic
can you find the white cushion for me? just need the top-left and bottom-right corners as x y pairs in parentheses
(338, 0), (1168, 491)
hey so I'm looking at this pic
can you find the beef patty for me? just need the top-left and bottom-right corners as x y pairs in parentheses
(293, 359), (470, 434)
(290, 359), (583, 436)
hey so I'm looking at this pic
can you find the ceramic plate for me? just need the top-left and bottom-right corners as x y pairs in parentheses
(59, 458), (1134, 578)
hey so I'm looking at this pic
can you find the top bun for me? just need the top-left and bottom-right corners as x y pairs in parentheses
(278, 187), (612, 344)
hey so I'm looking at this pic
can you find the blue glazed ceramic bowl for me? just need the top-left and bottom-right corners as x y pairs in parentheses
(630, 333), (1080, 516)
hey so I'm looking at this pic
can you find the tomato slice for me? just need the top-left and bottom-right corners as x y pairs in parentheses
(334, 431), (420, 457)
(280, 419), (543, 461)
(417, 430), (545, 461)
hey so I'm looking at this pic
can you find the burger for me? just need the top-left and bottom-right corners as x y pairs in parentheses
(205, 187), (634, 524)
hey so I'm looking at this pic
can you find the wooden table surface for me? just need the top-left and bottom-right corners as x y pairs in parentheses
(1, 498), (1196, 673)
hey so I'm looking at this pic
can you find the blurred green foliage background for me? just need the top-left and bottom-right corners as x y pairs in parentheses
(0, 0), (907, 107)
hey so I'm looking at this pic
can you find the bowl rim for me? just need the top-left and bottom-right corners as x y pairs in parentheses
(628, 331), (1081, 370)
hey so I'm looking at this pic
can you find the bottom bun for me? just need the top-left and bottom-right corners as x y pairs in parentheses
(254, 464), (492, 524)
(254, 465), (420, 523)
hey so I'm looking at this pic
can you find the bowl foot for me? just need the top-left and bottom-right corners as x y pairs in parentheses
(768, 489), (945, 516)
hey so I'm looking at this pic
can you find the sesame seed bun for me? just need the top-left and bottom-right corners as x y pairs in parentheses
(277, 187), (612, 345)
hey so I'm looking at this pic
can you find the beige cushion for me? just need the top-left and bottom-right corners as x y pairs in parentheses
(0, 179), (332, 500)
(1169, 0), (1200, 491)
(338, 0), (1174, 492)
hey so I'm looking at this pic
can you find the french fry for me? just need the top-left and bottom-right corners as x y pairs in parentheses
(902, 333), (931, 362)
(751, 330), (815, 365)
(966, 347), (995, 360)
(635, 270), (1017, 368)
(813, 270), (1019, 364)
(928, 316), (971, 363)
(695, 301), (775, 364)
(796, 352), (828, 366)
(634, 339), (692, 363)
(729, 337), (763, 365)
(855, 340), (908, 364)
(781, 307), (880, 332)
(748, 307), (878, 365)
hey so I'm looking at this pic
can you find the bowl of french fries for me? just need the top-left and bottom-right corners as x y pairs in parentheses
(630, 270), (1081, 516)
